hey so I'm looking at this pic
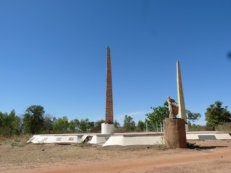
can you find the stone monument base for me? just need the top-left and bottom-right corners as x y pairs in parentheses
(164, 118), (187, 148)
(185, 123), (189, 132)
(101, 123), (114, 134)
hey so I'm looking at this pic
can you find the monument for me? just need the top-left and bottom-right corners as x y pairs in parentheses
(163, 60), (187, 148)
(177, 60), (186, 121)
(164, 96), (187, 148)
(101, 46), (114, 134)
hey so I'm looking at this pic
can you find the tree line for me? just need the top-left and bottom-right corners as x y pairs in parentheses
(0, 105), (145, 136)
(145, 101), (231, 131)
(0, 100), (230, 136)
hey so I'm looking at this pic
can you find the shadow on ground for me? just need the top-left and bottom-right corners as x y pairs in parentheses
(187, 142), (227, 150)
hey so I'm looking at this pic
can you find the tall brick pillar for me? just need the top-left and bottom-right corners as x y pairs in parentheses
(101, 46), (114, 134)
(105, 46), (113, 124)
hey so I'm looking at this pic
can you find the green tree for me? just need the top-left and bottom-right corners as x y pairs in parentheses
(13, 115), (21, 135)
(23, 113), (32, 133)
(123, 115), (136, 131)
(90, 120), (104, 132)
(69, 120), (76, 132)
(187, 110), (201, 122)
(93, 120), (103, 129)
(53, 116), (69, 133)
(88, 121), (95, 131)
(43, 115), (53, 133)
(137, 120), (145, 131)
(0, 110), (22, 136)
(23, 105), (45, 134)
(6, 110), (16, 135)
(114, 120), (120, 128)
(79, 119), (89, 132)
(68, 119), (80, 132)
(145, 102), (169, 130)
(205, 101), (231, 127)
(186, 110), (201, 127)
(74, 119), (80, 129)
(0, 112), (9, 136)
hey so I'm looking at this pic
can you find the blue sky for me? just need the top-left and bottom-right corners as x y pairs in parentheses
(0, 0), (231, 125)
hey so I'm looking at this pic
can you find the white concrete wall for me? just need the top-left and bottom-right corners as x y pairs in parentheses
(101, 123), (114, 134)
(89, 135), (107, 144)
(186, 133), (231, 140)
(28, 135), (82, 144)
(103, 135), (164, 146)
(186, 134), (199, 140)
(27, 132), (231, 145)
(214, 134), (231, 139)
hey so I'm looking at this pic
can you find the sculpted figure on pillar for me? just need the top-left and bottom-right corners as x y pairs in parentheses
(167, 96), (178, 118)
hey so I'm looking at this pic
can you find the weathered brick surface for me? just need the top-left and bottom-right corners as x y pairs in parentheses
(164, 118), (187, 148)
(105, 46), (113, 124)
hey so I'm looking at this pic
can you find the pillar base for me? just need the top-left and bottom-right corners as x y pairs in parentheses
(101, 123), (114, 134)
(185, 123), (189, 132)
(164, 118), (187, 148)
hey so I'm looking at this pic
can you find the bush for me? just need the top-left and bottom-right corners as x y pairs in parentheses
(215, 122), (231, 132)
(189, 124), (214, 131)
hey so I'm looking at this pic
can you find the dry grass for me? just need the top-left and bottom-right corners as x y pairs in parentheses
(1, 136), (231, 173)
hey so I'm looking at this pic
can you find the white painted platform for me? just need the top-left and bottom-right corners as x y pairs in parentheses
(89, 135), (109, 144)
(103, 135), (164, 146)
(186, 133), (231, 140)
(27, 134), (83, 144)
(27, 131), (231, 145)
(80, 134), (90, 143)
(27, 134), (108, 144)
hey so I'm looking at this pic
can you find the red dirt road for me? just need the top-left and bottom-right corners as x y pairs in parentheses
(1, 139), (231, 173)
(4, 147), (231, 173)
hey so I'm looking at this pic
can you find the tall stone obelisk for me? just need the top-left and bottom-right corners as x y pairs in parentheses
(101, 46), (114, 134)
(105, 46), (113, 124)
(163, 60), (187, 148)
(177, 60), (186, 121)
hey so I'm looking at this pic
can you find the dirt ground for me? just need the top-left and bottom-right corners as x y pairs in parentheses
(1, 136), (231, 173)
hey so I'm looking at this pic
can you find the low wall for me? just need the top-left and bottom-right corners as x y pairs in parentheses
(27, 132), (231, 145)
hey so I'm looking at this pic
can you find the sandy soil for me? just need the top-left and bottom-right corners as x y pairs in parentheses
(1, 136), (231, 173)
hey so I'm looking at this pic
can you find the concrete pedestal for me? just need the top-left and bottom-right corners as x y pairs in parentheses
(185, 124), (189, 132)
(101, 123), (114, 134)
(164, 118), (187, 148)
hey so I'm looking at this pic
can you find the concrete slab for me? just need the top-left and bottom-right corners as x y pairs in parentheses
(186, 133), (231, 140)
(215, 133), (231, 139)
(198, 135), (216, 140)
(28, 134), (83, 144)
(89, 135), (109, 144)
(27, 131), (231, 145)
(186, 134), (199, 140)
(103, 135), (164, 146)
(80, 134), (90, 143)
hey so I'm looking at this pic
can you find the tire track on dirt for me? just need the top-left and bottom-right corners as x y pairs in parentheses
(6, 148), (231, 173)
